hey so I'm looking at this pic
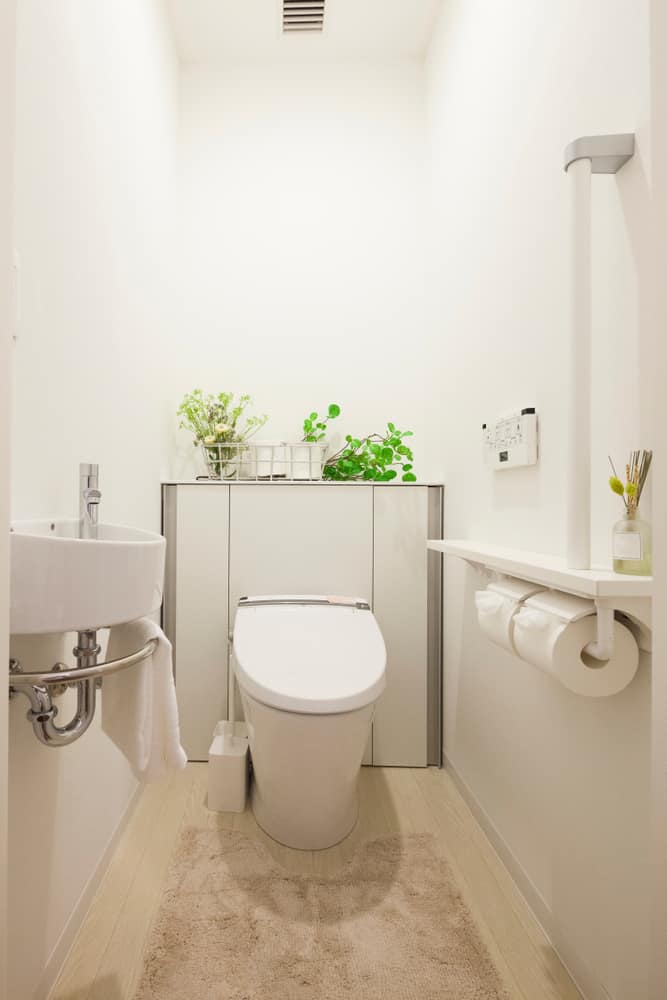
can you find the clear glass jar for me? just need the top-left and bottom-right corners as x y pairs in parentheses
(612, 508), (652, 575)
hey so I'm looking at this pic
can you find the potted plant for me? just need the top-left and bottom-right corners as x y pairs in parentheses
(177, 389), (268, 479)
(290, 403), (341, 480)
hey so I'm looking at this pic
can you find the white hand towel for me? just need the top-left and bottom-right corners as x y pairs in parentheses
(102, 618), (187, 782)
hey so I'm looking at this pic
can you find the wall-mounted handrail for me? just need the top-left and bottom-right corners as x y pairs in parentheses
(9, 636), (158, 687)
(564, 132), (635, 570)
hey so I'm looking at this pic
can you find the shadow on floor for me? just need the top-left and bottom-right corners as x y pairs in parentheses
(199, 768), (405, 924)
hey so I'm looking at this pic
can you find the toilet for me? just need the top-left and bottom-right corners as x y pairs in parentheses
(233, 595), (386, 850)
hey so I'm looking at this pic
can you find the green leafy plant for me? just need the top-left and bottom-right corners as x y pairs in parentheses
(323, 422), (416, 482)
(302, 403), (341, 442)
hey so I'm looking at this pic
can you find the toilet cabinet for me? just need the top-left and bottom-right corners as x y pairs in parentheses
(162, 482), (443, 766)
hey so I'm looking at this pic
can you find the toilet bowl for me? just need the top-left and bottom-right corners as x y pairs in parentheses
(233, 595), (386, 850)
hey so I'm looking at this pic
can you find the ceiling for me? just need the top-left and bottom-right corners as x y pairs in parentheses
(165, 0), (444, 64)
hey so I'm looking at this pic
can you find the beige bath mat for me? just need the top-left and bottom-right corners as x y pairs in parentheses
(135, 828), (509, 1000)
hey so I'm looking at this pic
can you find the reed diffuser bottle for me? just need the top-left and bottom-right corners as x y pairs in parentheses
(609, 450), (653, 575)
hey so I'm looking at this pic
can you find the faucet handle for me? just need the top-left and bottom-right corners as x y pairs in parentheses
(80, 463), (99, 478)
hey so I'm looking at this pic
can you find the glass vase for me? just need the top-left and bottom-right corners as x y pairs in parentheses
(612, 508), (652, 575)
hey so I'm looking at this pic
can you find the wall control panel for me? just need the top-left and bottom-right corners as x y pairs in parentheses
(483, 408), (538, 470)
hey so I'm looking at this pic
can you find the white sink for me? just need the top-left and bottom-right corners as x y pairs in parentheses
(10, 520), (166, 635)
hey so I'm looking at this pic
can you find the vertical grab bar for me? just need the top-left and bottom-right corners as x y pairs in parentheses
(566, 156), (592, 570)
(563, 133), (635, 570)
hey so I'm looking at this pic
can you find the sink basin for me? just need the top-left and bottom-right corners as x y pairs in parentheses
(10, 520), (166, 635)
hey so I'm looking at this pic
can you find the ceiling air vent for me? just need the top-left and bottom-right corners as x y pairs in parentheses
(283, 0), (325, 33)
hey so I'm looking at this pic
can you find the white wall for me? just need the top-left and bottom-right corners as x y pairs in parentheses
(426, 3), (653, 999)
(10, 3), (178, 998)
(0, 5), (17, 999)
(173, 58), (433, 478)
(12, 1), (179, 529)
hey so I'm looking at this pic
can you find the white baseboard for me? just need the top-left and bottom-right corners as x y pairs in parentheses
(40, 782), (143, 1000)
(444, 753), (611, 1000)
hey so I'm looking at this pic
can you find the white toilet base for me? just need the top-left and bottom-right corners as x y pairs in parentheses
(240, 690), (375, 851)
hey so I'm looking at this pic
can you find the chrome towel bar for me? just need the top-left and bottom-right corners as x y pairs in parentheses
(8, 634), (159, 748)
(9, 636), (158, 687)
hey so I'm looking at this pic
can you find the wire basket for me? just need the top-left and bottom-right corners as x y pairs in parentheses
(199, 441), (252, 480)
(199, 440), (329, 481)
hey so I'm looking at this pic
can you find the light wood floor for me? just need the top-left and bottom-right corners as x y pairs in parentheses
(50, 764), (582, 1000)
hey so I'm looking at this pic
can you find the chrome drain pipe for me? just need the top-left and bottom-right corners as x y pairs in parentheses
(11, 629), (100, 747)
(9, 632), (156, 748)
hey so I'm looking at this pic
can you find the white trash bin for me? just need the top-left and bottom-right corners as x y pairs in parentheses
(208, 721), (250, 813)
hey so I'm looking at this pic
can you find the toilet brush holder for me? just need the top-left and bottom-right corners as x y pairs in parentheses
(208, 721), (250, 813)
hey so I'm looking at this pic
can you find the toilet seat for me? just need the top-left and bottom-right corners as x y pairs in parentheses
(233, 595), (386, 715)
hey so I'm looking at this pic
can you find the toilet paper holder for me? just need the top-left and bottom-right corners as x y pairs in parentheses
(584, 600), (615, 661)
(583, 600), (652, 659)
(438, 544), (651, 696)
(479, 570), (635, 662)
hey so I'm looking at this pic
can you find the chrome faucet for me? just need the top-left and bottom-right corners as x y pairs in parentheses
(79, 463), (101, 539)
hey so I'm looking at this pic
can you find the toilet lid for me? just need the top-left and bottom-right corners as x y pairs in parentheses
(233, 596), (386, 714)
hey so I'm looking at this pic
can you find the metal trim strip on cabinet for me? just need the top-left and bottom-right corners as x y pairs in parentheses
(161, 485), (178, 662)
(427, 486), (444, 766)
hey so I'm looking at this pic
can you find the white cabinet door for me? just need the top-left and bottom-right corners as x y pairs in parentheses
(229, 485), (373, 609)
(167, 485), (230, 761)
(372, 486), (429, 766)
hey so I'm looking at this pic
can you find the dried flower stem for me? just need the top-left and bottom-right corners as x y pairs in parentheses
(609, 450), (652, 514)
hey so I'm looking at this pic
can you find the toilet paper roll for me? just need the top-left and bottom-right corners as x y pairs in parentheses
(512, 608), (639, 697)
(474, 590), (517, 653)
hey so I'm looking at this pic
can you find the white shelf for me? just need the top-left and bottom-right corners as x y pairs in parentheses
(427, 539), (652, 600)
